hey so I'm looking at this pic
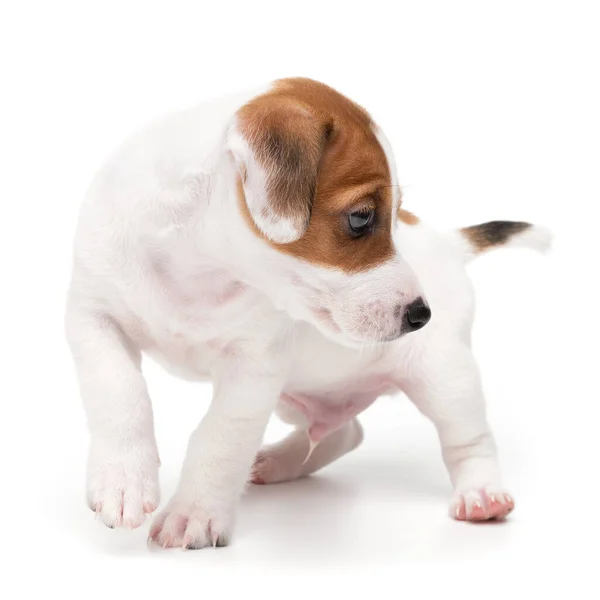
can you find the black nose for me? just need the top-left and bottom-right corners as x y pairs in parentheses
(402, 297), (431, 332)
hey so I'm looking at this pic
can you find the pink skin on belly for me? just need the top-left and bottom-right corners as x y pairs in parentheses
(282, 380), (395, 441)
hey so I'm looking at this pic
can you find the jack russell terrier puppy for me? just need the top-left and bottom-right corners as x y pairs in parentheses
(66, 78), (550, 549)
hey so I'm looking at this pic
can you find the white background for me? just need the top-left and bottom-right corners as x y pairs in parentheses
(1, 0), (599, 597)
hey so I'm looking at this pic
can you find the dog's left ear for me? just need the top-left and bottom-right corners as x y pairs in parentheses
(228, 96), (329, 244)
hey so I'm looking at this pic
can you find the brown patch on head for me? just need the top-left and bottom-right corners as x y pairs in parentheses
(398, 208), (419, 226)
(234, 78), (396, 273)
(461, 221), (531, 252)
(237, 96), (328, 239)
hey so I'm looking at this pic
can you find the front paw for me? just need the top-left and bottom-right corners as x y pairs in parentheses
(450, 487), (515, 521)
(87, 441), (160, 529)
(149, 495), (234, 549)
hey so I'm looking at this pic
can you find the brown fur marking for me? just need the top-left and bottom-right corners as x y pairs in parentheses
(236, 78), (395, 273)
(398, 208), (419, 225)
(461, 221), (531, 252)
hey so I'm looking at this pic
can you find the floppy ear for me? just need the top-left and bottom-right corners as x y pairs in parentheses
(228, 97), (329, 243)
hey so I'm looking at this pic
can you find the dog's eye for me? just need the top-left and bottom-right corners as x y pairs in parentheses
(348, 209), (375, 236)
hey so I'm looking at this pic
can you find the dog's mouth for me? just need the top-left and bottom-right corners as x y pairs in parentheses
(309, 305), (407, 346)
(378, 330), (404, 343)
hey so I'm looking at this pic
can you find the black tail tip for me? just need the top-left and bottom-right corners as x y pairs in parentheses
(462, 221), (532, 251)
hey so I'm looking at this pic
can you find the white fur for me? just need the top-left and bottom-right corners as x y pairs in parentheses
(504, 224), (552, 253)
(66, 84), (544, 547)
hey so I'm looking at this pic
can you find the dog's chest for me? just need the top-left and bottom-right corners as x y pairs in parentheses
(125, 258), (272, 378)
(281, 324), (406, 439)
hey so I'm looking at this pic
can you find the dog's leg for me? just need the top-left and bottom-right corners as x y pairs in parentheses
(65, 307), (160, 529)
(251, 418), (364, 484)
(403, 338), (515, 521)
(149, 332), (290, 549)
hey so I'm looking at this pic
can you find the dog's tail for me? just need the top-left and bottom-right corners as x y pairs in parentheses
(454, 221), (552, 263)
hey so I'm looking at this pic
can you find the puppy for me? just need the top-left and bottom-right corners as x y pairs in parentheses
(65, 78), (549, 549)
